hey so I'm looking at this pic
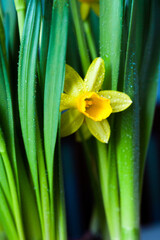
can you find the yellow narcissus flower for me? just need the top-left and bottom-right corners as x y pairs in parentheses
(79, 0), (99, 20)
(60, 58), (132, 143)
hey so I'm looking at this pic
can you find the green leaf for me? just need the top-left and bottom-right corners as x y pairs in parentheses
(66, 15), (81, 71)
(69, 0), (90, 74)
(39, 0), (53, 94)
(17, 144), (42, 240)
(36, 122), (51, 240)
(0, 186), (18, 240)
(100, 0), (123, 90)
(116, 0), (140, 239)
(0, 155), (13, 211)
(54, 124), (67, 240)
(0, 128), (25, 240)
(97, 137), (121, 240)
(18, 0), (42, 222)
(44, 0), (68, 198)
(0, 0), (17, 58)
(139, 0), (160, 187)
(13, 0), (26, 39)
(0, 17), (19, 193)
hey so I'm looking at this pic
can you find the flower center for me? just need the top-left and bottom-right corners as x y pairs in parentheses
(77, 92), (112, 121)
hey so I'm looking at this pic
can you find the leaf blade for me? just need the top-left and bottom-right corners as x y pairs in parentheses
(18, 0), (42, 224)
(44, 0), (69, 203)
(100, 0), (123, 90)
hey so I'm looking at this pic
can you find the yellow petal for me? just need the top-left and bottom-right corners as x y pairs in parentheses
(85, 118), (110, 143)
(61, 109), (84, 137)
(99, 90), (132, 112)
(91, 3), (99, 16)
(77, 92), (112, 121)
(84, 57), (105, 92)
(76, 123), (91, 142)
(64, 64), (85, 97)
(80, 3), (90, 20)
(60, 93), (77, 112)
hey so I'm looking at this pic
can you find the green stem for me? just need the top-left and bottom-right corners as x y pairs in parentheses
(0, 130), (25, 240)
(37, 123), (51, 240)
(97, 140), (121, 240)
(69, 0), (90, 74)
(16, 1), (44, 236)
(17, 147), (41, 240)
(55, 124), (67, 240)
(121, 229), (140, 240)
(0, 187), (19, 240)
(14, 1), (26, 39)
(79, 130), (106, 233)
(17, 9), (26, 39)
(116, 1), (140, 238)
(83, 20), (97, 60)
(1, 152), (25, 240)
(56, 160), (67, 240)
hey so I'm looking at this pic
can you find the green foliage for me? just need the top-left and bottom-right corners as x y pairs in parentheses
(100, 0), (123, 90)
(139, 0), (160, 185)
(18, 0), (42, 225)
(39, 0), (53, 93)
(0, 15), (19, 191)
(44, 0), (69, 201)
(0, 0), (159, 239)
(116, 0), (140, 237)
(0, 0), (69, 239)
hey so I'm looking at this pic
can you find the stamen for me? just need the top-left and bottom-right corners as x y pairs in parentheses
(85, 98), (93, 109)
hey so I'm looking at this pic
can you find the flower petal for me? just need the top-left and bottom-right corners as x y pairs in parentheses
(60, 93), (77, 112)
(64, 64), (85, 97)
(99, 90), (132, 112)
(61, 109), (84, 137)
(84, 57), (105, 92)
(80, 3), (90, 20)
(85, 118), (110, 143)
(91, 3), (99, 16)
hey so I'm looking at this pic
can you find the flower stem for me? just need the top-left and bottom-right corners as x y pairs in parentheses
(97, 139), (121, 240)
(79, 130), (106, 231)
(54, 125), (67, 240)
(69, 0), (90, 74)
(117, 109), (140, 240)
(116, 1), (140, 238)
(17, 9), (26, 39)
(83, 20), (97, 60)
(14, 0), (26, 40)
(37, 122), (51, 240)
(121, 228), (140, 240)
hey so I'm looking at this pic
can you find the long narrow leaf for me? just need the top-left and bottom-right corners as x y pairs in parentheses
(97, 137), (121, 240)
(69, 0), (90, 74)
(39, 0), (53, 93)
(139, 0), (160, 187)
(0, 128), (25, 240)
(18, 0), (42, 222)
(16, 138), (41, 239)
(44, 0), (68, 198)
(54, 125), (67, 240)
(0, 17), (19, 193)
(0, 155), (12, 211)
(116, 0), (140, 239)
(0, 187), (18, 240)
(100, 0), (123, 90)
